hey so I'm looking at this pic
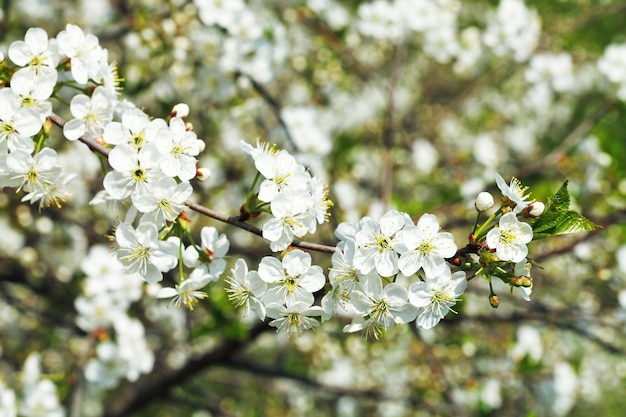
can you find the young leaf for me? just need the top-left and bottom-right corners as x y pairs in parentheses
(529, 181), (601, 239)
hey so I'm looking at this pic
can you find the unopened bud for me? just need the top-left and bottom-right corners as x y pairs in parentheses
(185, 121), (194, 131)
(510, 276), (532, 287)
(177, 211), (192, 233)
(489, 294), (500, 308)
(43, 118), (54, 135)
(527, 201), (545, 217)
(475, 192), (494, 212)
(196, 167), (211, 181)
(171, 103), (190, 118)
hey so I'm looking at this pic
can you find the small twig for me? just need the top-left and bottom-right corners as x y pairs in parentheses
(185, 201), (336, 254)
(295, 7), (370, 82)
(234, 71), (296, 150)
(47, 113), (111, 157)
(381, 39), (407, 210)
(522, 102), (612, 177)
(47, 112), (337, 254)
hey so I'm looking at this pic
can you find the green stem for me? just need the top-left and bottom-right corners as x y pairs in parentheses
(34, 131), (46, 154)
(473, 206), (504, 242)
(247, 171), (262, 200)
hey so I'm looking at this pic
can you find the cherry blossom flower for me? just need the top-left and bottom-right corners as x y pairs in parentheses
(7, 27), (59, 77)
(255, 149), (309, 202)
(156, 117), (204, 181)
(9, 69), (55, 120)
(56, 23), (104, 84)
(266, 301), (323, 336)
(133, 176), (192, 227)
(258, 249), (325, 307)
(0, 87), (42, 152)
(225, 258), (267, 320)
(353, 210), (411, 277)
(84, 342), (128, 389)
(103, 107), (161, 149)
(345, 274), (418, 338)
(486, 212), (533, 263)
(408, 269), (467, 329)
(183, 226), (230, 280)
(63, 86), (115, 140)
(115, 222), (179, 283)
(397, 213), (457, 278)
(157, 268), (212, 310)
(6, 147), (61, 194)
(262, 190), (316, 251)
(496, 173), (532, 213)
(103, 143), (162, 201)
(112, 315), (155, 381)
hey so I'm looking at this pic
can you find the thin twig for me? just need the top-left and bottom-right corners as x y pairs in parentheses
(522, 102), (612, 177)
(234, 71), (296, 150)
(47, 112), (337, 254)
(381, 39), (407, 210)
(102, 322), (271, 417)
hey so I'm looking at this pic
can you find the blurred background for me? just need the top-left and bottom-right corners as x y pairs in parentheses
(1, 0), (626, 416)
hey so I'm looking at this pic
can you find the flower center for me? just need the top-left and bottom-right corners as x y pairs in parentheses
(375, 235), (392, 252)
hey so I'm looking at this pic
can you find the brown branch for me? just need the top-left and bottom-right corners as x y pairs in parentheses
(521, 102), (613, 177)
(221, 358), (441, 413)
(233, 71), (296, 150)
(47, 112), (337, 254)
(102, 322), (271, 417)
(296, 7), (370, 82)
(185, 201), (336, 254)
(381, 40), (407, 210)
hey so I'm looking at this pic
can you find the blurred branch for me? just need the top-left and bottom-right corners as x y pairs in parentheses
(102, 322), (271, 417)
(224, 359), (405, 401)
(47, 113), (337, 254)
(233, 71), (296, 150)
(381, 40), (407, 210)
(409, 326), (470, 417)
(445, 298), (626, 356)
(0, 0), (11, 42)
(521, 102), (613, 178)
(296, 6), (370, 82)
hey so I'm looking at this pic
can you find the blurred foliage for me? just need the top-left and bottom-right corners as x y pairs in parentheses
(1, 0), (626, 416)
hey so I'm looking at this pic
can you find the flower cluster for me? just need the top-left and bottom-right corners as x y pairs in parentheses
(598, 43), (626, 101)
(0, 25), (235, 308)
(226, 250), (325, 335)
(0, 354), (64, 417)
(0, 22), (582, 343)
(241, 140), (332, 251)
(323, 210), (464, 337)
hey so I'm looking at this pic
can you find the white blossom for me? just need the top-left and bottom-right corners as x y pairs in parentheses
(486, 212), (533, 263)
(115, 222), (179, 283)
(397, 213), (457, 278)
(408, 269), (467, 329)
(226, 258), (267, 320)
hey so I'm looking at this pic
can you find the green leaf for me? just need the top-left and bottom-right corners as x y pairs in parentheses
(529, 181), (601, 240)
(548, 180), (571, 212)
